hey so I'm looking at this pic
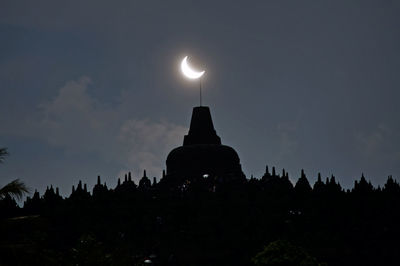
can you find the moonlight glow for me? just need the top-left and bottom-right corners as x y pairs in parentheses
(181, 56), (205, 79)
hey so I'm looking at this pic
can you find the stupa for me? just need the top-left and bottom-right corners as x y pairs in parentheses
(166, 106), (244, 182)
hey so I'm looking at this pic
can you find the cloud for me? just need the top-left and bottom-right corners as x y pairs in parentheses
(117, 119), (187, 176)
(10, 76), (187, 181)
(356, 125), (386, 155)
(355, 124), (400, 164)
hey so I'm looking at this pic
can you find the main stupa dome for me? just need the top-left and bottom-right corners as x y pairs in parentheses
(165, 106), (244, 182)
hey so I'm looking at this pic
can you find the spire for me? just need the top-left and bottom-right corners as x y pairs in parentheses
(117, 178), (121, 186)
(97, 175), (101, 185)
(33, 190), (40, 199)
(143, 170), (147, 177)
(128, 172), (132, 180)
(272, 167), (276, 177)
(124, 174), (127, 182)
(183, 106), (221, 145)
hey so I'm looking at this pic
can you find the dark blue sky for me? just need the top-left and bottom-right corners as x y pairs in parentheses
(1, 0), (399, 195)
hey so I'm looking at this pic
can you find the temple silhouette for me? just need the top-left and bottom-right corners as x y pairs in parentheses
(1, 107), (400, 265)
(166, 106), (245, 183)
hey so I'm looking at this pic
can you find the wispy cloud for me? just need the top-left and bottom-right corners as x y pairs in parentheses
(7, 76), (187, 182)
(355, 124), (400, 163)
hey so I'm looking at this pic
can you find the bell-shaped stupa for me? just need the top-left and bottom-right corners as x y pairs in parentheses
(166, 106), (244, 182)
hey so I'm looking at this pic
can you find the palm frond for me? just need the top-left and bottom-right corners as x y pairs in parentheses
(0, 147), (8, 163)
(0, 179), (30, 200)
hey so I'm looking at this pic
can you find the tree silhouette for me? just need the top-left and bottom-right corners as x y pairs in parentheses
(0, 147), (9, 163)
(0, 147), (29, 200)
(0, 179), (29, 200)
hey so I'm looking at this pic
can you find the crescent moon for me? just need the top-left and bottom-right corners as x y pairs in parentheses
(181, 56), (205, 79)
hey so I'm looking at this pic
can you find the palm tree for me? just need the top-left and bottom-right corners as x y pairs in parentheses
(0, 147), (30, 200)
(0, 179), (29, 200)
(0, 147), (8, 164)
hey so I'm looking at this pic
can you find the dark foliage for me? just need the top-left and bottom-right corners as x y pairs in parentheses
(252, 240), (323, 266)
(0, 179), (30, 200)
(0, 147), (9, 163)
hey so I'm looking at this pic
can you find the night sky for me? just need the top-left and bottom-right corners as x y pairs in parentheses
(1, 1), (399, 195)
